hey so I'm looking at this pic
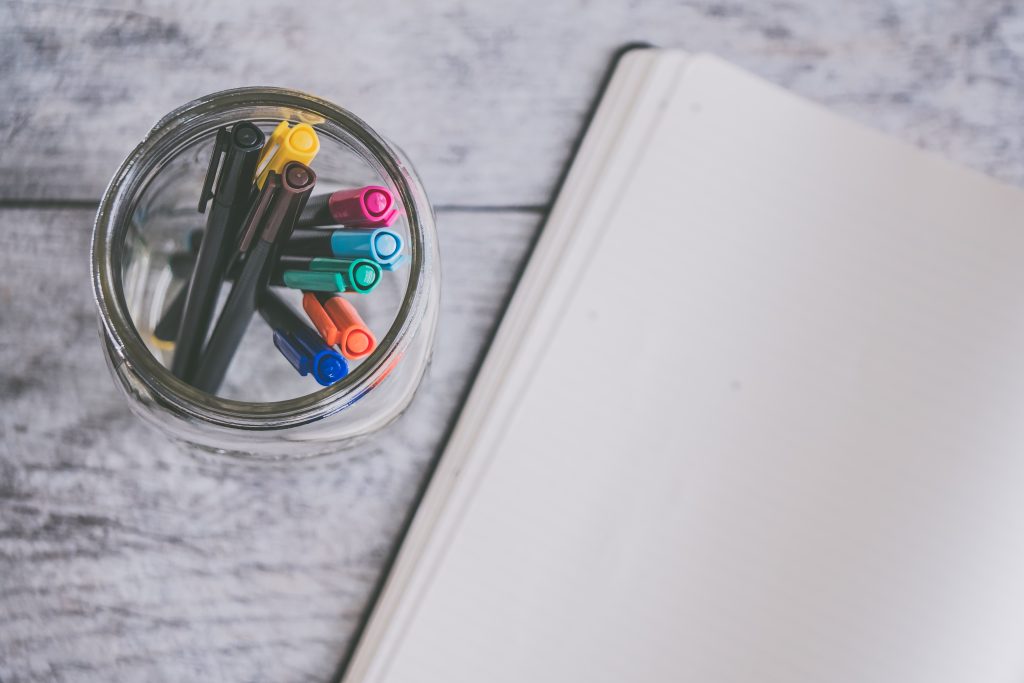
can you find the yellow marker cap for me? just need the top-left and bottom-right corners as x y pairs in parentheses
(256, 121), (320, 188)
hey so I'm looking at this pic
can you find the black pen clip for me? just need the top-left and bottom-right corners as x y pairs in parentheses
(198, 128), (230, 214)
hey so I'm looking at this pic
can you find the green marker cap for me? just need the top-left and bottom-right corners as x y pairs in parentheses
(308, 257), (348, 272)
(341, 258), (382, 294)
(281, 270), (346, 292)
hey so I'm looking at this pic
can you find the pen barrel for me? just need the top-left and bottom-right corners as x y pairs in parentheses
(281, 229), (334, 256)
(296, 187), (397, 228)
(155, 287), (188, 342)
(260, 162), (317, 248)
(296, 193), (332, 227)
(171, 200), (237, 381)
(192, 240), (273, 394)
(171, 125), (263, 381)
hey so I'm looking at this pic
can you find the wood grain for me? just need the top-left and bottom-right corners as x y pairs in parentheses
(0, 206), (538, 682)
(2, 0), (1024, 207)
(3, 1), (1024, 680)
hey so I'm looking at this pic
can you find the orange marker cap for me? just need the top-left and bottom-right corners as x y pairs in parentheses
(302, 292), (341, 346)
(322, 295), (376, 360)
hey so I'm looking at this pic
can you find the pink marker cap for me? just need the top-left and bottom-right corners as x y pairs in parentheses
(328, 186), (399, 228)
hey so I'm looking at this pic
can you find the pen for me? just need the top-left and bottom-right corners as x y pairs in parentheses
(155, 253), (383, 343)
(192, 161), (316, 394)
(297, 186), (398, 228)
(260, 289), (349, 386)
(280, 270), (346, 293)
(255, 121), (320, 189)
(273, 256), (382, 293)
(171, 122), (265, 381)
(302, 292), (377, 360)
(154, 287), (187, 344)
(284, 228), (404, 266)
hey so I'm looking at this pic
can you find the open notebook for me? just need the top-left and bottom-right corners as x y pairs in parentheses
(342, 49), (1024, 682)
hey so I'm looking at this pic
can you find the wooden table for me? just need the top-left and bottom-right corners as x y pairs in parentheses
(2, 2), (1022, 680)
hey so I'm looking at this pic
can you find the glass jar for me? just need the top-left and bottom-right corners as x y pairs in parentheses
(91, 88), (440, 460)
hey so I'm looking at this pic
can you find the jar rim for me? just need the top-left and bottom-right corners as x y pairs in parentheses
(91, 87), (435, 430)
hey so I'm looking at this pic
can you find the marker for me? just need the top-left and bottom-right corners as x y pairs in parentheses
(192, 161), (316, 394)
(171, 122), (265, 381)
(302, 293), (377, 360)
(255, 121), (320, 189)
(166, 253), (382, 300)
(281, 270), (346, 292)
(274, 256), (382, 294)
(298, 186), (399, 228)
(261, 290), (348, 386)
(285, 228), (403, 266)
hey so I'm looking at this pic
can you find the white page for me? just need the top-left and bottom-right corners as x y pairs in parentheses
(358, 53), (1024, 683)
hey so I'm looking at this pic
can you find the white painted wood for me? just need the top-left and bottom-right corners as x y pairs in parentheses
(2, 2), (1024, 680)
(0, 206), (538, 682)
(2, 0), (1024, 206)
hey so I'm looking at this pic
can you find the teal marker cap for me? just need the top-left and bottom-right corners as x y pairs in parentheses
(281, 270), (346, 292)
(308, 257), (349, 272)
(340, 258), (382, 294)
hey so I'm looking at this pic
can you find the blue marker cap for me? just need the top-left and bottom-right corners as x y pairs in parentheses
(379, 254), (405, 272)
(272, 328), (349, 386)
(329, 228), (404, 266)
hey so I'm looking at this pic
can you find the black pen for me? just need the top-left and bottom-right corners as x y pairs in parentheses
(191, 162), (317, 394)
(172, 122), (265, 381)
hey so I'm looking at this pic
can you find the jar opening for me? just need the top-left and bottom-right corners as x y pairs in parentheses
(91, 88), (438, 434)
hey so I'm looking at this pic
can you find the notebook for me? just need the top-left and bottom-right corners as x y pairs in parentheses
(341, 48), (1024, 683)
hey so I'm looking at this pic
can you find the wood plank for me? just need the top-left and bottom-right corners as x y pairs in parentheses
(2, 1), (1024, 206)
(0, 205), (539, 682)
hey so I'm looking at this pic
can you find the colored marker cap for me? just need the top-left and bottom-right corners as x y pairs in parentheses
(302, 292), (342, 346)
(256, 121), (321, 188)
(273, 330), (312, 376)
(327, 186), (399, 228)
(365, 189), (389, 216)
(329, 228), (404, 266)
(309, 349), (349, 386)
(288, 126), (318, 154)
(374, 232), (399, 261)
(321, 295), (377, 360)
(282, 270), (346, 293)
(345, 258), (382, 294)
(273, 328), (349, 386)
(308, 257), (349, 272)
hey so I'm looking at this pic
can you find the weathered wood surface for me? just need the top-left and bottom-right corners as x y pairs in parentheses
(3, 1), (1024, 681)
(0, 207), (537, 681)
(2, 0), (1024, 207)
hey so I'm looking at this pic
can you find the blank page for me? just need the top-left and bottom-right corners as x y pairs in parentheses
(352, 52), (1024, 683)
